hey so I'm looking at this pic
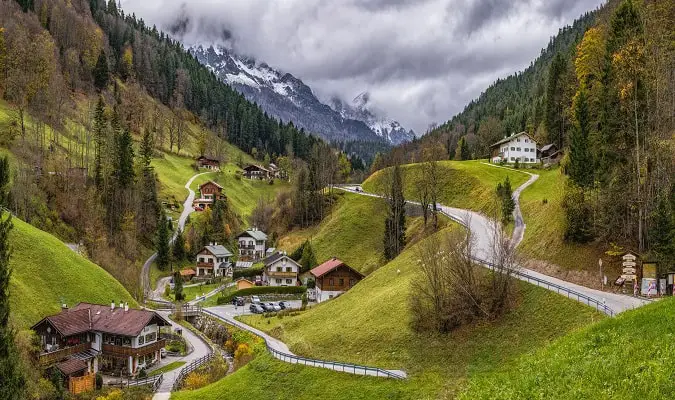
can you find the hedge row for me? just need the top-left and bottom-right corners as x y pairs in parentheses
(217, 286), (307, 304)
(233, 267), (264, 280)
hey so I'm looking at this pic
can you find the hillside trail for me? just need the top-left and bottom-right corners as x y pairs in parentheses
(141, 171), (215, 302)
(340, 166), (649, 314)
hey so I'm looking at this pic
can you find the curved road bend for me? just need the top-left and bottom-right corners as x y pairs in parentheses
(339, 172), (649, 313)
(142, 171), (215, 301)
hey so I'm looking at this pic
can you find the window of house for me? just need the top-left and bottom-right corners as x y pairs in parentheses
(138, 335), (145, 346)
(329, 278), (334, 286)
(516, 147), (521, 151)
(510, 157), (515, 161)
(339, 278), (344, 286)
(276, 267), (282, 272)
(510, 147), (515, 151)
(525, 139), (528, 143)
(286, 279), (292, 284)
(286, 267), (292, 272)
(146, 333), (156, 342)
(517, 138), (520, 142)
(275, 278), (282, 284)
(349, 279), (355, 286)
(199, 257), (204, 262)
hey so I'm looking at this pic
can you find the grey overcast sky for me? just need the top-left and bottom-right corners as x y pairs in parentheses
(121, 0), (604, 134)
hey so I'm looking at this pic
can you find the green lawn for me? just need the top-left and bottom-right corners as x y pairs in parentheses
(9, 217), (136, 329)
(517, 166), (604, 274)
(240, 227), (604, 398)
(278, 191), (448, 275)
(363, 160), (529, 216)
(460, 297), (675, 399)
(149, 361), (186, 377)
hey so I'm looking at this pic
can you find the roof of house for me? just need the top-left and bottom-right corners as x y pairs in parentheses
(540, 143), (557, 152)
(32, 303), (171, 338)
(310, 258), (364, 278)
(237, 229), (268, 241)
(202, 244), (233, 258)
(243, 164), (270, 173)
(490, 132), (537, 148)
(263, 252), (301, 268)
(197, 156), (220, 163)
(236, 278), (254, 285)
(180, 268), (196, 276)
(56, 358), (88, 376)
(235, 261), (253, 269)
(199, 180), (223, 190)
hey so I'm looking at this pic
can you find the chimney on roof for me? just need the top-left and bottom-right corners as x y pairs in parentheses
(111, 301), (115, 311)
(124, 302), (129, 312)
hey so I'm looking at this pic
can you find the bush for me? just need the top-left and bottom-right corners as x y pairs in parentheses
(514, 159), (520, 169)
(217, 286), (307, 304)
(234, 343), (253, 368)
(95, 373), (103, 390)
(183, 371), (209, 391)
(137, 368), (147, 379)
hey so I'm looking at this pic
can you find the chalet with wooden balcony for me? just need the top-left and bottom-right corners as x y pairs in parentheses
(236, 228), (268, 261)
(242, 164), (272, 180)
(31, 302), (170, 393)
(193, 180), (226, 209)
(196, 156), (221, 171)
(263, 251), (301, 287)
(310, 258), (364, 303)
(195, 243), (233, 277)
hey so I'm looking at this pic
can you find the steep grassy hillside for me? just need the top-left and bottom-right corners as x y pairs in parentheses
(171, 353), (405, 400)
(242, 227), (603, 398)
(9, 217), (136, 329)
(278, 191), (448, 275)
(517, 167), (605, 278)
(460, 297), (675, 399)
(363, 161), (529, 216)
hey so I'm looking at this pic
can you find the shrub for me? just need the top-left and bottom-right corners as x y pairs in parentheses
(95, 373), (103, 390)
(514, 159), (520, 169)
(233, 266), (264, 280)
(234, 343), (253, 368)
(137, 368), (147, 379)
(217, 286), (307, 304)
(183, 371), (209, 391)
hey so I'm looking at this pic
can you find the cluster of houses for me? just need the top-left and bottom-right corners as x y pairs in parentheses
(178, 226), (364, 303)
(490, 131), (562, 165)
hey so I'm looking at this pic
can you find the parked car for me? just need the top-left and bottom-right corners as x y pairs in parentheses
(251, 295), (261, 304)
(193, 205), (203, 211)
(259, 302), (272, 312)
(278, 301), (287, 310)
(232, 297), (245, 306)
(268, 302), (282, 312)
(249, 304), (264, 314)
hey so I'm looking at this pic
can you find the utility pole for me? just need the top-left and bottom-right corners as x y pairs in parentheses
(599, 258), (604, 291)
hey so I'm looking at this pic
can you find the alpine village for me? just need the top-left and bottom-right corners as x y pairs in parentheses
(0, 1), (673, 399)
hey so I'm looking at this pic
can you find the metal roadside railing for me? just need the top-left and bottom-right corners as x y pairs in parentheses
(473, 256), (615, 317)
(201, 309), (406, 379)
(171, 353), (215, 391)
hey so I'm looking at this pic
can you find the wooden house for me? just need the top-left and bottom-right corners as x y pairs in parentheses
(242, 164), (271, 180)
(196, 156), (221, 170)
(193, 180), (226, 209)
(31, 302), (171, 391)
(310, 258), (364, 302)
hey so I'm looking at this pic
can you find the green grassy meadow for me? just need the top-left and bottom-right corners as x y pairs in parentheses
(363, 160), (529, 216)
(9, 217), (136, 329)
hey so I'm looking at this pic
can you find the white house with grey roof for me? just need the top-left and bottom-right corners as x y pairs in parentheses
(262, 252), (300, 287)
(236, 228), (268, 261)
(195, 243), (233, 277)
(490, 132), (539, 164)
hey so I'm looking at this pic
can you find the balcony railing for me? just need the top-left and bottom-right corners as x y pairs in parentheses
(267, 271), (297, 278)
(239, 245), (255, 249)
(39, 342), (92, 366)
(196, 262), (215, 268)
(102, 339), (166, 359)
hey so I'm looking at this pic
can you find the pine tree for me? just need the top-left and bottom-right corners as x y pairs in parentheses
(93, 96), (106, 189)
(300, 241), (317, 273)
(568, 85), (594, 188)
(140, 129), (154, 169)
(455, 137), (470, 161)
(650, 193), (675, 269)
(115, 127), (135, 189)
(0, 212), (24, 400)
(173, 271), (184, 302)
(384, 164), (406, 260)
(156, 211), (171, 271)
(496, 177), (515, 222)
(15, 0), (34, 12)
(545, 53), (567, 147)
(0, 156), (9, 207)
(172, 228), (186, 262)
(93, 50), (109, 91)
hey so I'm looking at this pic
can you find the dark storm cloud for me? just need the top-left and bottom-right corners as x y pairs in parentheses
(121, 0), (604, 133)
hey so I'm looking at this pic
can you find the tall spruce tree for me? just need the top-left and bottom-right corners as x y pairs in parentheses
(568, 85), (594, 188)
(172, 228), (186, 262)
(0, 156), (23, 398)
(496, 177), (515, 223)
(545, 53), (567, 148)
(156, 210), (171, 271)
(93, 96), (106, 189)
(300, 241), (317, 273)
(173, 271), (184, 302)
(115, 127), (135, 189)
(384, 164), (406, 260)
(93, 50), (109, 91)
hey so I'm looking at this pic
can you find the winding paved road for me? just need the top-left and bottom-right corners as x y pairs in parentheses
(141, 172), (214, 301)
(340, 166), (649, 314)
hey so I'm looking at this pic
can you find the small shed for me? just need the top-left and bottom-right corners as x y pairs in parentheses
(236, 278), (255, 290)
(179, 269), (196, 281)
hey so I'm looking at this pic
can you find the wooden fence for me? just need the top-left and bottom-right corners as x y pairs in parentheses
(69, 373), (94, 395)
(171, 353), (214, 391)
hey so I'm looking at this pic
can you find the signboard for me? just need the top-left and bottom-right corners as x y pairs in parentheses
(643, 263), (657, 279)
(642, 278), (657, 296)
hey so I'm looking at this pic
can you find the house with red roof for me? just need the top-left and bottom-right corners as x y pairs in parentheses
(310, 258), (364, 303)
